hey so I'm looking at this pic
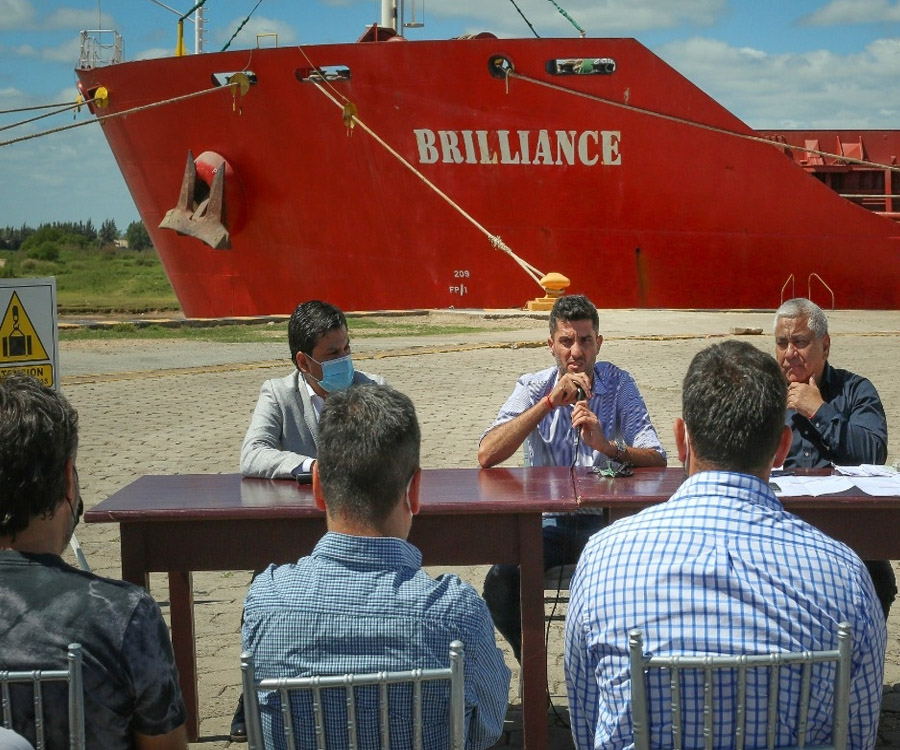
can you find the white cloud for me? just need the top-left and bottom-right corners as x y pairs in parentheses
(0, 0), (34, 30)
(41, 38), (82, 64)
(430, 0), (725, 36)
(6, 43), (37, 57)
(656, 35), (900, 128)
(0, 2), (112, 32)
(0, 124), (138, 228)
(134, 47), (174, 62)
(800, 0), (900, 26)
(45, 8), (115, 31)
(211, 15), (299, 50)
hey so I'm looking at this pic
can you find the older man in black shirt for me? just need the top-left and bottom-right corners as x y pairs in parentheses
(774, 297), (895, 617)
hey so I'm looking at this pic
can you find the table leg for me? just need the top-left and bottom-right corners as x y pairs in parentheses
(519, 514), (548, 749)
(119, 526), (149, 589)
(169, 570), (199, 742)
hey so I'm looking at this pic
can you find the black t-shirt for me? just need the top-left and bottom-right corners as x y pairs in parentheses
(0, 550), (186, 748)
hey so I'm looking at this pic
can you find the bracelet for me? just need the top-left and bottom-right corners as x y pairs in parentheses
(544, 394), (554, 411)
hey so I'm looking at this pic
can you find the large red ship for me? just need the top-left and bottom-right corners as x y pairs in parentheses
(74, 4), (900, 317)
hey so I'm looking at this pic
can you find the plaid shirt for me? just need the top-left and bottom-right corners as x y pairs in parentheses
(243, 533), (510, 750)
(565, 471), (886, 750)
(483, 362), (664, 468)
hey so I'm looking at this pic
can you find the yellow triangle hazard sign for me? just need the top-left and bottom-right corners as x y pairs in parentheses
(0, 291), (49, 362)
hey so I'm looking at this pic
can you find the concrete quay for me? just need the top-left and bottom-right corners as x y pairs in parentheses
(56, 309), (900, 748)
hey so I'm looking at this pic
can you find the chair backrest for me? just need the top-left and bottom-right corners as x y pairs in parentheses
(629, 623), (852, 750)
(0, 642), (86, 750)
(240, 640), (465, 750)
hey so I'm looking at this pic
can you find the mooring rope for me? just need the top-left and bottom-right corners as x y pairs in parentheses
(221, 0), (264, 52)
(0, 83), (237, 150)
(545, 0), (586, 37)
(507, 0), (541, 38)
(506, 68), (900, 174)
(308, 78), (546, 287)
(0, 102), (72, 114)
(0, 101), (85, 134)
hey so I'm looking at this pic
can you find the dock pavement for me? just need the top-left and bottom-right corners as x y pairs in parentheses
(56, 308), (900, 748)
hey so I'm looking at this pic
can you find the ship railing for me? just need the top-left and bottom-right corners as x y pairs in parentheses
(78, 29), (122, 70)
(780, 274), (795, 304)
(256, 33), (278, 48)
(837, 192), (899, 215)
(808, 273), (835, 310)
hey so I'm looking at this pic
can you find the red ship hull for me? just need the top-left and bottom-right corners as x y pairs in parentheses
(75, 37), (900, 316)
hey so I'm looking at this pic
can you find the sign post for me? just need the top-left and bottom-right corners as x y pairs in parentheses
(0, 277), (59, 389)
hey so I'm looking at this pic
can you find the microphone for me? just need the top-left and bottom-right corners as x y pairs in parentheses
(572, 385), (586, 467)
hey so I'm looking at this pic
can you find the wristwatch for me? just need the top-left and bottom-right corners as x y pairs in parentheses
(613, 437), (627, 462)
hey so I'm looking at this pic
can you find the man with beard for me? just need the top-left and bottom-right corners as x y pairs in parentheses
(478, 294), (666, 661)
(0, 375), (186, 749)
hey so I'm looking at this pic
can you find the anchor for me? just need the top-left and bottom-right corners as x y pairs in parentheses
(160, 150), (232, 250)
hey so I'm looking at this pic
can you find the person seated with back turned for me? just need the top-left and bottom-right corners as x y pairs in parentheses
(240, 299), (385, 479)
(565, 341), (886, 750)
(242, 384), (510, 749)
(774, 297), (896, 618)
(0, 375), (187, 749)
(234, 299), (387, 739)
(478, 294), (666, 662)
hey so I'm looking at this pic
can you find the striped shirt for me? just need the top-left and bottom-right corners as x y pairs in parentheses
(243, 533), (510, 750)
(564, 471), (886, 750)
(483, 362), (665, 469)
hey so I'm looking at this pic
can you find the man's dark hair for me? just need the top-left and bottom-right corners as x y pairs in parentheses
(682, 341), (786, 474)
(288, 300), (348, 367)
(317, 385), (420, 525)
(0, 375), (79, 539)
(548, 294), (599, 336)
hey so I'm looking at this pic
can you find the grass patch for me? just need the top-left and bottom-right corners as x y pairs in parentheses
(1, 246), (179, 313)
(60, 323), (286, 343)
(59, 320), (503, 343)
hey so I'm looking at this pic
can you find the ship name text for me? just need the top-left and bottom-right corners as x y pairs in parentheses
(413, 128), (621, 167)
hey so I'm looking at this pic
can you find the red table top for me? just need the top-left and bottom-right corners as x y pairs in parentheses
(84, 466), (578, 523)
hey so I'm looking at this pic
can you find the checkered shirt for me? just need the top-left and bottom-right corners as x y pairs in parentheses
(243, 532), (510, 750)
(483, 362), (665, 469)
(564, 471), (886, 750)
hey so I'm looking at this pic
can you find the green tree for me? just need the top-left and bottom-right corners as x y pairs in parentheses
(125, 221), (152, 251)
(98, 218), (119, 246)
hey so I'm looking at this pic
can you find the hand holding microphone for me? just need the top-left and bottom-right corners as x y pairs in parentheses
(550, 373), (592, 407)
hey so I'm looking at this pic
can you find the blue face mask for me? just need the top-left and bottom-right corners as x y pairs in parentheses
(308, 354), (355, 393)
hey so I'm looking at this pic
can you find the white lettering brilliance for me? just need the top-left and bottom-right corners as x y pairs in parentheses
(413, 129), (621, 167)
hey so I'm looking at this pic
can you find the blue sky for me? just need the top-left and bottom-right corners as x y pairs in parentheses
(1, 0), (899, 231)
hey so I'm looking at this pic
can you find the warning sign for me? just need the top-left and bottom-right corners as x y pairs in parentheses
(0, 279), (58, 389)
(1, 292), (50, 361)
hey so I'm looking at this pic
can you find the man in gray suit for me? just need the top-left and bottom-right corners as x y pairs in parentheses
(240, 299), (385, 480)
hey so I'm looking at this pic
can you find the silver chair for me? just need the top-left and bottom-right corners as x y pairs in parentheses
(0, 642), (86, 750)
(240, 641), (465, 750)
(629, 623), (852, 750)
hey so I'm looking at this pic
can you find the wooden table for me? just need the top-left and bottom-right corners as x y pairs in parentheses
(87, 465), (900, 746)
(574, 466), (900, 558)
(84, 467), (577, 747)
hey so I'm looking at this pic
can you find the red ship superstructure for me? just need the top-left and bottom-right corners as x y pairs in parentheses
(74, 7), (900, 316)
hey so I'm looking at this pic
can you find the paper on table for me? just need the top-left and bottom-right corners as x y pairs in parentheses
(850, 476), (900, 496)
(771, 471), (900, 497)
(770, 475), (856, 497)
(833, 464), (899, 477)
